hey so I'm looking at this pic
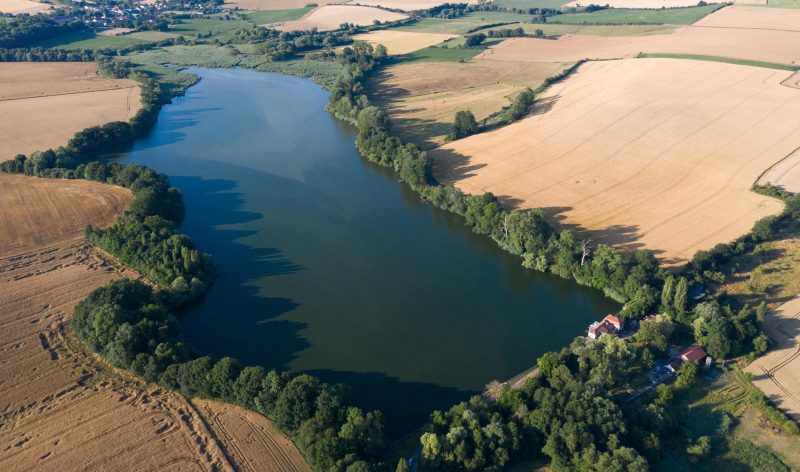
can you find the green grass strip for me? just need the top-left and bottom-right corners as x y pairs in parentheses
(638, 53), (800, 72)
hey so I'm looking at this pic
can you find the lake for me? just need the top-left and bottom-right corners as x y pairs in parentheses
(116, 67), (619, 437)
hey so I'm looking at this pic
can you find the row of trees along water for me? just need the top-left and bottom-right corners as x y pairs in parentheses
(2, 29), (799, 470)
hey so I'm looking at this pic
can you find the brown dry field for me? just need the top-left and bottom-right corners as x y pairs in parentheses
(694, 5), (800, 31)
(745, 296), (800, 422)
(0, 0), (52, 14)
(431, 58), (799, 266)
(223, 0), (344, 9)
(0, 62), (141, 160)
(0, 174), (132, 258)
(278, 4), (407, 31)
(346, 0), (478, 11)
(352, 30), (454, 55)
(477, 26), (800, 65)
(193, 399), (311, 472)
(369, 59), (570, 148)
(0, 175), (309, 471)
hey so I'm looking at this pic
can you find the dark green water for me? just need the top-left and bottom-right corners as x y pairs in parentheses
(117, 67), (618, 437)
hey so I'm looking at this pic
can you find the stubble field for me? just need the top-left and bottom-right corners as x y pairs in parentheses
(369, 59), (571, 148)
(345, 0), (478, 10)
(477, 25), (800, 65)
(0, 175), (309, 472)
(278, 5), (408, 31)
(432, 58), (799, 266)
(745, 296), (800, 422)
(351, 30), (454, 55)
(0, 62), (141, 160)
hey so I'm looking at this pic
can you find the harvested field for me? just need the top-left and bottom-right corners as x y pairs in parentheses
(0, 174), (131, 258)
(564, 0), (724, 7)
(347, 0), (478, 10)
(98, 27), (136, 36)
(745, 296), (800, 422)
(0, 0), (51, 14)
(277, 5), (407, 31)
(694, 5), (800, 31)
(369, 58), (570, 148)
(0, 62), (141, 159)
(432, 58), (799, 266)
(352, 30), (454, 54)
(758, 148), (800, 193)
(477, 27), (800, 65)
(223, 0), (344, 9)
(194, 400), (311, 472)
(0, 175), (308, 471)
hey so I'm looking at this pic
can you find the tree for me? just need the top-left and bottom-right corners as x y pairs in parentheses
(636, 317), (673, 355)
(395, 459), (410, 472)
(464, 33), (485, 48)
(673, 277), (688, 320)
(660, 275), (674, 315)
(451, 110), (479, 140)
(675, 361), (698, 389)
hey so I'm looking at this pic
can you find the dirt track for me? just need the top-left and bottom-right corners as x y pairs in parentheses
(745, 296), (800, 422)
(432, 58), (797, 266)
(0, 62), (141, 160)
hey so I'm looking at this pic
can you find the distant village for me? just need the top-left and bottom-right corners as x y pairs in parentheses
(45, 0), (225, 30)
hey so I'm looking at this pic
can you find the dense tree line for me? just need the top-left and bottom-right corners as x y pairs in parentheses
(486, 27), (528, 38)
(0, 47), (94, 62)
(0, 15), (83, 49)
(72, 280), (386, 471)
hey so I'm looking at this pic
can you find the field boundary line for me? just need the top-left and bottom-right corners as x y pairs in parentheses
(0, 85), (138, 103)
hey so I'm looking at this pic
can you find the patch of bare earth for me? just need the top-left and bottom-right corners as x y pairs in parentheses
(369, 59), (571, 148)
(278, 4), (408, 31)
(0, 62), (141, 160)
(745, 297), (800, 422)
(0, 175), (308, 471)
(431, 58), (799, 266)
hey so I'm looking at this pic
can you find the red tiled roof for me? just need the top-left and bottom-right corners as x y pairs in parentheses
(680, 346), (707, 363)
(668, 358), (683, 372)
(603, 314), (622, 330)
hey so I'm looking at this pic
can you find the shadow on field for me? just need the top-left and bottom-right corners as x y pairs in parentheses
(172, 175), (309, 372)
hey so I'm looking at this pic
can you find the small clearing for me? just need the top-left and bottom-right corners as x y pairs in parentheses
(0, 62), (141, 159)
(745, 296), (800, 422)
(277, 5), (408, 31)
(369, 58), (570, 148)
(0, 0), (51, 14)
(352, 30), (454, 54)
(432, 58), (799, 266)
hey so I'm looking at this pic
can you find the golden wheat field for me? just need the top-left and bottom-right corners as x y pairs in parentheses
(432, 58), (800, 266)
(0, 0), (51, 14)
(369, 59), (571, 148)
(278, 4), (407, 31)
(351, 30), (454, 55)
(0, 62), (141, 160)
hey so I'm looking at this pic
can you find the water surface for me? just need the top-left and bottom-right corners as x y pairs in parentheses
(117, 67), (618, 436)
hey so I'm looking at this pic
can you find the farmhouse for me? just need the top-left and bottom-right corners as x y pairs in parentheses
(587, 314), (622, 340)
(666, 345), (708, 373)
